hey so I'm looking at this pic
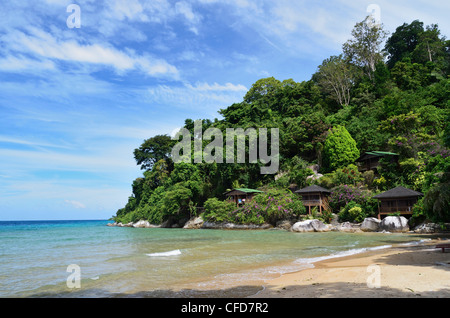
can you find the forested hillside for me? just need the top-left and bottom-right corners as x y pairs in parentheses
(113, 17), (450, 226)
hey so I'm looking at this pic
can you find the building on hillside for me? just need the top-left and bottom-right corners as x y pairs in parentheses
(225, 188), (264, 206)
(295, 185), (331, 214)
(356, 151), (399, 173)
(373, 186), (424, 219)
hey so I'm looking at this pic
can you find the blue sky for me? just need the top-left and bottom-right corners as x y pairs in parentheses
(0, 0), (449, 220)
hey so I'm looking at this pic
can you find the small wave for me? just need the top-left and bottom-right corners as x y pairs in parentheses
(294, 245), (392, 265)
(146, 250), (182, 257)
(399, 239), (431, 246)
(369, 244), (393, 250)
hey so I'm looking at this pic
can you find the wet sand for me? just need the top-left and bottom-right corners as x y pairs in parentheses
(249, 239), (450, 298)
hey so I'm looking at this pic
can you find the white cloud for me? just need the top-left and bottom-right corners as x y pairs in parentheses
(65, 200), (86, 209)
(109, 0), (147, 22)
(0, 136), (72, 150)
(146, 81), (247, 117)
(196, 0), (450, 59)
(1, 27), (179, 78)
(0, 55), (56, 72)
(187, 82), (248, 92)
(175, 1), (202, 34)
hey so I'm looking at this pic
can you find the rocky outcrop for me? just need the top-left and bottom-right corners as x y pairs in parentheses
(107, 221), (160, 228)
(108, 217), (450, 234)
(413, 222), (450, 233)
(201, 222), (273, 230)
(379, 216), (410, 233)
(291, 220), (330, 232)
(361, 217), (381, 232)
(276, 220), (294, 230)
(183, 217), (204, 229)
(333, 222), (361, 233)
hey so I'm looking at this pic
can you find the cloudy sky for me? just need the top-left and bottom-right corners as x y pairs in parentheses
(0, 0), (449, 220)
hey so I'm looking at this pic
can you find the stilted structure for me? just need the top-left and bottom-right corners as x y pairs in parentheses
(225, 188), (264, 206)
(373, 186), (423, 220)
(356, 151), (398, 173)
(295, 185), (331, 214)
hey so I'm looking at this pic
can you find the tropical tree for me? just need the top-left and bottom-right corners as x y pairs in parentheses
(385, 20), (424, 68)
(134, 135), (174, 171)
(314, 55), (357, 106)
(343, 16), (389, 80)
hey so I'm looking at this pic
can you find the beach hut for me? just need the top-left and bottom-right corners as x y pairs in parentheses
(356, 151), (399, 173)
(373, 186), (423, 219)
(295, 185), (331, 214)
(224, 188), (264, 206)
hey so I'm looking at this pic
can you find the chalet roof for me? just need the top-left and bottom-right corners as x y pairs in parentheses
(295, 185), (331, 194)
(224, 188), (264, 196)
(357, 151), (398, 162)
(373, 186), (424, 199)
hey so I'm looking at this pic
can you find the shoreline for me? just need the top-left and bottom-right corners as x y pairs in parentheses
(138, 234), (450, 299)
(108, 221), (450, 298)
(247, 237), (450, 298)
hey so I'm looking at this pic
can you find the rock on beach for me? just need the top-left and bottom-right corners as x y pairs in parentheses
(361, 217), (381, 232)
(379, 216), (410, 233)
(291, 220), (330, 232)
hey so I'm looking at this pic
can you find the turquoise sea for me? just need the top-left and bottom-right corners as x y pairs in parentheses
(0, 220), (432, 298)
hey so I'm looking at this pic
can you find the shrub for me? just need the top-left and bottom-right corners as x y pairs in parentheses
(332, 164), (364, 186)
(203, 189), (307, 225)
(229, 203), (266, 225)
(362, 170), (375, 188)
(323, 125), (360, 172)
(329, 185), (377, 216)
(203, 198), (237, 223)
(339, 201), (366, 223)
(249, 189), (306, 225)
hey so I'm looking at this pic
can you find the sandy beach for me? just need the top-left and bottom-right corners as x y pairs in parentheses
(250, 238), (450, 298)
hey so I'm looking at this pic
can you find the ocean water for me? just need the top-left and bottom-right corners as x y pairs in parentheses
(0, 220), (430, 298)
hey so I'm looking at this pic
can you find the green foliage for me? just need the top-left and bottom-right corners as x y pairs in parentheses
(422, 157), (450, 222)
(332, 164), (364, 186)
(114, 18), (450, 225)
(203, 198), (237, 223)
(385, 20), (424, 68)
(444, 114), (450, 148)
(342, 16), (388, 80)
(249, 189), (306, 225)
(423, 181), (450, 222)
(314, 54), (357, 106)
(339, 201), (366, 223)
(323, 125), (360, 172)
(284, 156), (313, 189)
(134, 135), (174, 171)
(202, 189), (306, 225)
(329, 185), (377, 216)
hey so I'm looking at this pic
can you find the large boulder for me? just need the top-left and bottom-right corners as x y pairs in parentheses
(133, 220), (150, 228)
(292, 220), (330, 232)
(380, 216), (410, 233)
(133, 220), (159, 228)
(311, 219), (330, 232)
(335, 221), (359, 233)
(183, 217), (204, 229)
(276, 220), (294, 230)
(292, 220), (314, 232)
(361, 217), (381, 232)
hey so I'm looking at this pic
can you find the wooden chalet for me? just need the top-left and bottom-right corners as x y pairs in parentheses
(225, 188), (264, 206)
(373, 186), (423, 219)
(356, 151), (399, 173)
(295, 185), (331, 214)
